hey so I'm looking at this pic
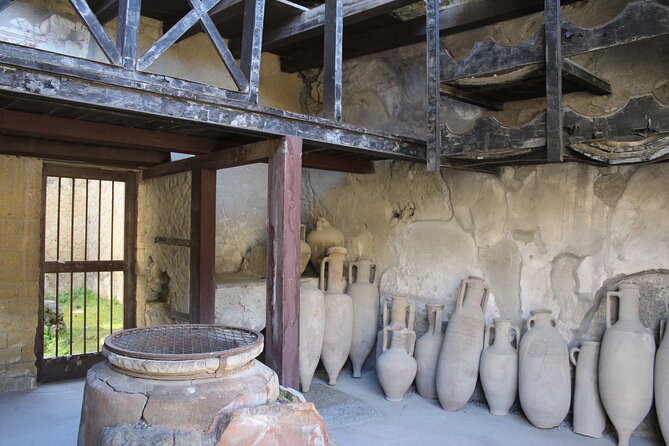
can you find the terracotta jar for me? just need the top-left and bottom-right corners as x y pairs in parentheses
(307, 217), (345, 272)
(600, 284), (655, 446)
(480, 318), (519, 416)
(376, 327), (417, 402)
(656, 315), (669, 444)
(436, 276), (488, 412)
(414, 304), (444, 399)
(299, 284), (325, 392)
(320, 247), (353, 386)
(376, 296), (416, 360)
(299, 224), (311, 275)
(570, 341), (606, 438)
(518, 309), (570, 429)
(348, 259), (379, 378)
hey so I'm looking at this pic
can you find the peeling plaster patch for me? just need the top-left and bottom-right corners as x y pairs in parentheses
(594, 170), (630, 207)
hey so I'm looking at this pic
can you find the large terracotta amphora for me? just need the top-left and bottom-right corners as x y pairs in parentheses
(436, 276), (488, 411)
(480, 318), (519, 416)
(299, 284), (325, 392)
(307, 217), (345, 272)
(570, 341), (606, 438)
(376, 327), (417, 402)
(299, 224), (311, 275)
(320, 247), (353, 386)
(414, 304), (444, 399)
(656, 314), (669, 444)
(518, 309), (570, 428)
(375, 296), (416, 360)
(600, 283), (655, 446)
(348, 259), (379, 378)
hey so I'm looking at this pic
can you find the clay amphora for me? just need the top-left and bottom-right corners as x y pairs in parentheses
(600, 283), (655, 446)
(436, 276), (488, 412)
(376, 327), (417, 402)
(480, 318), (519, 416)
(299, 224), (311, 275)
(299, 284), (325, 392)
(656, 315), (669, 444)
(375, 296), (416, 360)
(348, 259), (380, 378)
(518, 309), (570, 428)
(307, 217), (345, 272)
(570, 341), (606, 438)
(320, 247), (353, 386)
(414, 304), (444, 399)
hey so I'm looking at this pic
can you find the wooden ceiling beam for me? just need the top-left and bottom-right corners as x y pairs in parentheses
(280, 0), (583, 72)
(0, 134), (170, 168)
(228, 0), (416, 56)
(0, 109), (229, 154)
(143, 138), (282, 179)
(302, 152), (375, 174)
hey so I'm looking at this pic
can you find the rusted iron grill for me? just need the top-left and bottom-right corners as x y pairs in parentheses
(104, 325), (261, 361)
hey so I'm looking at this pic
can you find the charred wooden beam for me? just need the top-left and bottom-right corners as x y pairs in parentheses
(0, 46), (426, 160)
(142, 139), (282, 179)
(323, 0), (343, 122)
(0, 134), (170, 168)
(265, 136), (302, 388)
(545, 0), (563, 162)
(426, 0), (441, 171)
(70, 0), (121, 65)
(190, 169), (217, 324)
(561, 59), (611, 96)
(280, 0), (583, 72)
(0, 0), (17, 14)
(116, 0), (141, 69)
(229, 0), (416, 56)
(439, 85), (504, 112)
(0, 109), (226, 154)
(302, 152), (375, 173)
(240, 0), (266, 103)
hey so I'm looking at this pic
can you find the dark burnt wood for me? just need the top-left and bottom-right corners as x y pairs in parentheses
(70, 0), (121, 65)
(117, 0), (141, 69)
(190, 169), (217, 324)
(426, 0), (441, 171)
(441, 0), (669, 82)
(266, 136), (302, 388)
(545, 0), (564, 162)
(240, 0), (266, 103)
(280, 0), (584, 72)
(302, 152), (375, 173)
(323, 0), (343, 121)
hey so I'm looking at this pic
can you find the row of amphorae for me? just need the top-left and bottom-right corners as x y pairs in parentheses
(298, 247), (669, 446)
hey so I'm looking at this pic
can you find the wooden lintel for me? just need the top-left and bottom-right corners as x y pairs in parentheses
(142, 139), (282, 179)
(190, 168), (217, 324)
(265, 136), (302, 388)
(0, 134), (170, 168)
(0, 109), (226, 154)
(302, 152), (376, 174)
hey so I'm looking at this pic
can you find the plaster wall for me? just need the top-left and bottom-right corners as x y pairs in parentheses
(136, 173), (191, 327)
(0, 155), (41, 392)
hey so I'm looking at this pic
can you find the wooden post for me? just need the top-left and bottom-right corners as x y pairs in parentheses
(545, 0), (563, 162)
(426, 0), (441, 171)
(190, 169), (217, 324)
(266, 136), (302, 389)
(323, 0), (343, 121)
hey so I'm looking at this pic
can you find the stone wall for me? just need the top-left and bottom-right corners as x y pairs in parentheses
(136, 173), (191, 327)
(0, 155), (42, 392)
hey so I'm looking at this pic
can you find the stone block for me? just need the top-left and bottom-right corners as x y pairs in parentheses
(0, 333), (6, 349)
(0, 347), (22, 364)
(0, 374), (35, 392)
(217, 402), (333, 446)
(6, 361), (35, 377)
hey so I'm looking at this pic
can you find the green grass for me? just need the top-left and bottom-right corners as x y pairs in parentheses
(44, 288), (123, 358)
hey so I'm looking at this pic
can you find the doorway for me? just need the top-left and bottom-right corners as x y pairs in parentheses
(37, 164), (137, 382)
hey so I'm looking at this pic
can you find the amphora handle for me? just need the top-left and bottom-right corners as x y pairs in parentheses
(407, 303), (416, 331)
(382, 326), (391, 353)
(484, 323), (495, 349)
(570, 347), (580, 367)
(432, 306), (443, 336)
(382, 300), (391, 327)
(406, 331), (416, 357)
(319, 257), (330, 292)
(348, 262), (359, 285)
(512, 325), (520, 349)
(606, 291), (620, 329)
(661, 319), (667, 342)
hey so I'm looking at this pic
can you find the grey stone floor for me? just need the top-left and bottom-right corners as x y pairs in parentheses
(0, 370), (663, 446)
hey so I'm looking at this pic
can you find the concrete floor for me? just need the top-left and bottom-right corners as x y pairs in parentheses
(0, 370), (662, 446)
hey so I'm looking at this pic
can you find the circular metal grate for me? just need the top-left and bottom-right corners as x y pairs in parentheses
(104, 324), (262, 361)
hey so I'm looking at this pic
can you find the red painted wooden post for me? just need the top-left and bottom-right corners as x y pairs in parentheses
(266, 136), (302, 388)
(190, 168), (217, 324)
